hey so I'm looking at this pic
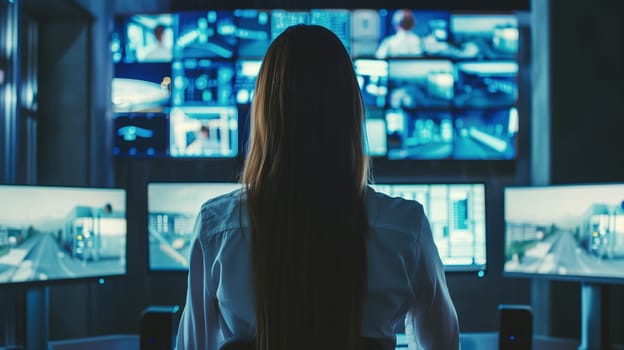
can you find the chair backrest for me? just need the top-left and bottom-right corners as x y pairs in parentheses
(219, 337), (392, 350)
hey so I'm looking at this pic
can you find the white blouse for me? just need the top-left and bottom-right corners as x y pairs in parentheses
(176, 187), (459, 350)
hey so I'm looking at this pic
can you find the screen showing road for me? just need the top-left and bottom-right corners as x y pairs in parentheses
(0, 186), (126, 284)
(505, 184), (624, 281)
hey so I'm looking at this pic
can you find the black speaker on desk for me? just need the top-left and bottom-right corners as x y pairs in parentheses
(499, 304), (533, 350)
(140, 305), (181, 350)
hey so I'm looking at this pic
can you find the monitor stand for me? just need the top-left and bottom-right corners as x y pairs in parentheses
(26, 286), (50, 350)
(578, 282), (609, 350)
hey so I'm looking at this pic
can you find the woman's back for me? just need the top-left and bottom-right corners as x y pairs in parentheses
(176, 187), (459, 349)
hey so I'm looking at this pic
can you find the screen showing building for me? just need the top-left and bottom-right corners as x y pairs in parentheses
(372, 183), (486, 270)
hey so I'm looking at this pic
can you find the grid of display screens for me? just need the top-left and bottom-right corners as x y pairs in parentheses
(147, 182), (485, 271)
(112, 9), (519, 160)
(373, 183), (486, 271)
(0, 186), (127, 285)
(504, 184), (624, 282)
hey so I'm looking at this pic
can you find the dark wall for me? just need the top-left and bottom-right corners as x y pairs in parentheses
(38, 21), (90, 185)
(545, 0), (624, 345)
(549, 1), (624, 184)
(36, 16), (98, 342)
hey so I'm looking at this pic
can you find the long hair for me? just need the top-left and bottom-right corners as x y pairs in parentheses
(241, 25), (369, 350)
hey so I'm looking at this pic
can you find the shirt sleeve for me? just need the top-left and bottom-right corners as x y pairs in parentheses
(404, 210), (460, 350)
(176, 214), (220, 350)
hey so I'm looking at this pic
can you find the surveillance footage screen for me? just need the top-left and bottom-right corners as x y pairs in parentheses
(147, 183), (242, 270)
(372, 183), (486, 270)
(113, 112), (169, 157)
(0, 186), (126, 284)
(505, 184), (624, 282)
(169, 106), (238, 157)
(113, 9), (520, 160)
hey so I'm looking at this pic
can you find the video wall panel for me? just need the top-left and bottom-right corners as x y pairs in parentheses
(112, 9), (519, 160)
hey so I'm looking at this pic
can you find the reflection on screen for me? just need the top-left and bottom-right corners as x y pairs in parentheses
(504, 185), (624, 281)
(372, 183), (486, 270)
(169, 106), (238, 157)
(0, 186), (126, 284)
(148, 183), (242, 270)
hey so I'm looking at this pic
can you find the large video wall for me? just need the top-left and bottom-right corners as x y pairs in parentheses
(112, 9), (519, 160)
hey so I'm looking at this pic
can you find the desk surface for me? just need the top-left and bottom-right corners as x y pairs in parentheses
(47, 333), (580, 350)
(458, 332), (579, 350)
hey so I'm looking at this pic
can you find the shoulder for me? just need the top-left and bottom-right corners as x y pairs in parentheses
(198, 188), (247, 238)
(367, 186), (426, 239)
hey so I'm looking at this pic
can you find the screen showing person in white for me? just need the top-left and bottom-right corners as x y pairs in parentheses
(376, 10), (424, 58)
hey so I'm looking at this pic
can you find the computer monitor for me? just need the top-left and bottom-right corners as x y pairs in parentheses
(148, 182), (486, 272)
(147, 182), (242, 270)
(372, 183), (487, 272)
(113, 9), (521, 160)
(0, 185), (127, 285)
(504, 184), (624, 283)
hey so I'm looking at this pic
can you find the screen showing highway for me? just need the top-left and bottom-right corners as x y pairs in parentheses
(0, 186), (126, 284)
(505, 184), (624, 281)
